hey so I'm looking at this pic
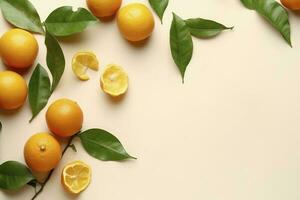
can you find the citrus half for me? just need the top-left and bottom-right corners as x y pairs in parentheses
(100, 64), (128, 97)
(61, 161), (92, 194)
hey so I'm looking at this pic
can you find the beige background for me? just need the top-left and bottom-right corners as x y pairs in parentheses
(1, 0), (300, 199)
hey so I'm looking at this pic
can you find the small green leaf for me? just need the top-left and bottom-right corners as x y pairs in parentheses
(240, 0), (291, 46)
(185, 18), (233, 38)
(0, 161), (35, 190)
(149, 0), (169, 23)
(45, 31), (65, 92)
(0, 0), (44, 33)
(29, 64), (51, 122)
(79, 129), (136, 161)
(44, 6), (98, 37)
(170, 13), (193, 83)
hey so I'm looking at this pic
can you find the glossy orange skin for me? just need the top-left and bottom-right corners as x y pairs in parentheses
(87, 0), (122, 17)
(281, 0), (300, 10)
(24, 133), (61, 172)
(0, 71), (27, 110)
(0, 29), (38, 69)
(117, 3), (155, 42)
(46, 98), (83, 138)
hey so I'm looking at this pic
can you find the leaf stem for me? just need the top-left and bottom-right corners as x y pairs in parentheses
(31, 134), (77, 200)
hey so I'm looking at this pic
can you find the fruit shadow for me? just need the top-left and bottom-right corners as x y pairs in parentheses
(1, 61), (33, 76)
(0, 105), (26, 119)
(125, 37), (151, 48)
(103, 92), (127, 105)
(98, 14), (117, 23)
(291, 10), (300, 16)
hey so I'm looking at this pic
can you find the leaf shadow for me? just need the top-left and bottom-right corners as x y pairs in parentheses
(56, 32), (89, 45)
(254, 13), (291, 46)
(1, 187), (31, 198)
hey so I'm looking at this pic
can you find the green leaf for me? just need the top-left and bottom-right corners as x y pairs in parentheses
(0, 0), (44, 33)
(44, 6), (98, 37)
(29, 64), (51, 122)
(0, 161), (35, 190)
(149, 0), (169, 23)
(185, 18), (233, 38)
(79, 129), (136, 161)
(170, 13), (193, 83)
(45, 31), (65, 92)
(240, 0), (291, 46)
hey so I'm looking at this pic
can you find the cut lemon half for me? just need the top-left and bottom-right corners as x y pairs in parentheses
(72, 52), (99, 81)
(100, 64), (129, 97)
(61, 161), (91, 194)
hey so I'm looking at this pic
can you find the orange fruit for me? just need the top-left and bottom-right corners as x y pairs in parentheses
(0, 71), (27, 110)
(87, 0), (122, 18)
(24, 133), (61, 172)
(117, 3), (155, 42)
(0, 29), (38, 69)
(61, 161), (92, 194)
(46, 98), (83, 138)
(281, 0), (300, 10)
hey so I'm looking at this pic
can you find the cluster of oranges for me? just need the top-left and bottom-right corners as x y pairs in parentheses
(0, 0), (157, 195)
(24, 98), (89, 194)
(0, 0), (156, 110)
(0, 29), (38, 110)
(24, 98), (83, 172)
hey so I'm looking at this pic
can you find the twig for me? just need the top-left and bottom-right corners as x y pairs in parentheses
(31, 134), (77, 200)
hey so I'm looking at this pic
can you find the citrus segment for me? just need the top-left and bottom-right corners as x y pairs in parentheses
(61, 161), (91, 194)
(100, 64), (128, 97)
(72, 52), (99, 81)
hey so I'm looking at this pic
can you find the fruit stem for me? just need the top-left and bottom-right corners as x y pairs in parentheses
(31, 134), (77, 200)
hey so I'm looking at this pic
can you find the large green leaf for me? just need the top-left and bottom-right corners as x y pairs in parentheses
(185, 18), (233, 38)
(0, 161), (35, 190)
(44, 6), (98, 37)
(29, 64), (51, 122)
(79, 129), (136, 161)
(0, 0), (44, 33)
(45, 31), (65, 92)
(170, 13), (193, 83)
(149, 0), (169, 23)
(240, 0), (291, 46)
